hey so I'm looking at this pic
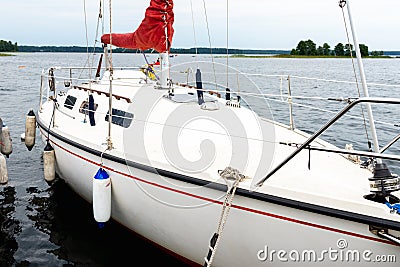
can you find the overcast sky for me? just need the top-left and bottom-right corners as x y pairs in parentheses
(1, 0), (399, 51)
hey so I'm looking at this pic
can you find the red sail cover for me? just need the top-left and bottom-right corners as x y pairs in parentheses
(101, 0), (174, 53)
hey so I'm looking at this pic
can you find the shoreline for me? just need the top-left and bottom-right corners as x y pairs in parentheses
(2, 52), (396, 59)
(0, 53), (14, 56)
(223, 54), (394, 59)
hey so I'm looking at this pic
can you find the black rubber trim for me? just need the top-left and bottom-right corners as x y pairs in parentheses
(37, 118), (400, 231)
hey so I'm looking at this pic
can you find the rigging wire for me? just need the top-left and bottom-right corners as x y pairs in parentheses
(80, 0), (92, 81)
(202, 0), (218, 91)
(83, 0), (105, 123)
(101, 0), (105, 37)
(83, 0), (92, 81)
(49, 71), (400, 146)
(226, 0), (229, 89)
(64, 92), (400, 146)
(190, 0), (199, 68)
(92, 0), (103, 69)
(339, 0), (371, 149)
(78, 0), (104, 81)
(106, 0), (114, 150)
(107, 1), (113, 71)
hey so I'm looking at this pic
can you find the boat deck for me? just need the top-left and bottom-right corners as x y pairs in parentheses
(38, 69), (400, 224)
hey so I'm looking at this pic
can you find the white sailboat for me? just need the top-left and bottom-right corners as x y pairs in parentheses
(34, 0), (400, 266)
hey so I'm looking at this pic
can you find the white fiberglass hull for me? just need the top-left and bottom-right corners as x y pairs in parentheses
(38, 125), (399, 266)
(36, 67), (400, 266)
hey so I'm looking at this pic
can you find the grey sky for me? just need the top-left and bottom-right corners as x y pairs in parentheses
(1, 0), (399, 51)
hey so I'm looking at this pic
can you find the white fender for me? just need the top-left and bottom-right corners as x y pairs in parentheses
(0, 154), (8, 184)
(25, 109), (36, 151)
(43, 142), (56, 182)
(1, 124), (12, 157)
(93, 168), (111, 227)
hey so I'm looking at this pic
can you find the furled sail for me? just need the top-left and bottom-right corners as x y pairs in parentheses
(101, 0), (174, 53)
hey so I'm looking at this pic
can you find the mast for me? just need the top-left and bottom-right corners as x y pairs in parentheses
(106, 0), (113, 150)
(345, 0), (381, 163)
(160, 52), (170, 89)
(160, 1), (171, 89)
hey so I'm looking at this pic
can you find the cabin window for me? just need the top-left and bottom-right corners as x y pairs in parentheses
(105, 108), (134, 128)
(64, 95), (77, 110)
(79, 101), (98, 115)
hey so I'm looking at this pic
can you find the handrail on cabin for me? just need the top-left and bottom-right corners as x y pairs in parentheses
(39, 66), (146, 108)
(74, 85), (131, 103)
(256, 97), (400, 187)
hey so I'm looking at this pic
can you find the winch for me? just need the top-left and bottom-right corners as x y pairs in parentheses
(368, 163), (400, 196)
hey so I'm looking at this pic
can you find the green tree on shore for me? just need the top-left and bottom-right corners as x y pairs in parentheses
(334, 43), (345, 56)
(291, 39), (317, 56)
(359, 44), (369, 57)
(322, 43), (331, 56)
(344, 44), (353, 56)
(292, 39), (371, 57)
(0, 40), (18, 52)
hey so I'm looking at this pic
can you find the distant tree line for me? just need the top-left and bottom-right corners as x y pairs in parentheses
(18, 45), (104, 53)
(18, 45), (290, 55)
(113, 47), (287, 55)
(290, 39), (384, 57)
(170, 48), (289, 55)
(111, 47), (288, 55)
(0, 40), (18, 52)
(1, 38), (390, 56)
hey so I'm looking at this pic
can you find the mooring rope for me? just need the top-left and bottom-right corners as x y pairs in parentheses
(203, 167), (247, 267)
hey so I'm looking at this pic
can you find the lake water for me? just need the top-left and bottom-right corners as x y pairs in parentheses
(1, 52), (400, 266)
